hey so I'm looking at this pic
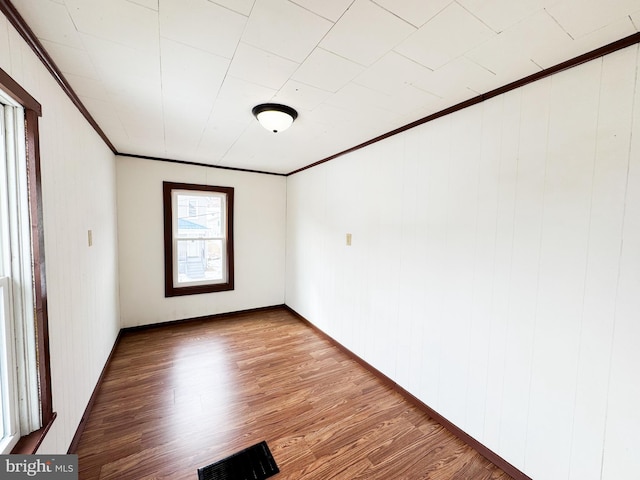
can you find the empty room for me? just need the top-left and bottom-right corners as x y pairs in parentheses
(0, 0), (639, 479)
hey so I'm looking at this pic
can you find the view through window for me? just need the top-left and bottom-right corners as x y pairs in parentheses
(163, 182), (234, 296)
(175, 191), (225, 285)
(0, 96), (40, 454)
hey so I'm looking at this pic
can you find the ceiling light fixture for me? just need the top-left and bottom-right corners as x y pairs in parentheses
(252, 103), (298, 133)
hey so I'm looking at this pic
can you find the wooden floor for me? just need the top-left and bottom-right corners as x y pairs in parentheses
(76, 307), (513, 479)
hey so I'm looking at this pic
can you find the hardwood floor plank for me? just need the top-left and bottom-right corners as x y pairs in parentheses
(75, 308), (513, 479)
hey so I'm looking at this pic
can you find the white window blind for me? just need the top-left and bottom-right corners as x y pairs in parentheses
(0, 98), (41, 454)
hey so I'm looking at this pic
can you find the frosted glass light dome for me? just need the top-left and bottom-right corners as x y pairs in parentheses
(252, 104), (298, 133)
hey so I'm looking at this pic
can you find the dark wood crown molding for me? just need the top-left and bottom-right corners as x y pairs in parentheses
(287, 31), (640, 176)
(0, 0), (117, 153)
(118, 153), (287, 177)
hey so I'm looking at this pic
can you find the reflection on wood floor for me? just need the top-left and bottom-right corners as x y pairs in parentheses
(76, 307), (513, 479)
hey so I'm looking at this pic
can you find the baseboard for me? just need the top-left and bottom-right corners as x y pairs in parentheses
(67, 329), (123, 454)
(284, 305), (532, 480)
(121, 304), (286, 333)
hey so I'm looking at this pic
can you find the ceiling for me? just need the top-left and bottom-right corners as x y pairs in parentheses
(9, 0), (640, 174)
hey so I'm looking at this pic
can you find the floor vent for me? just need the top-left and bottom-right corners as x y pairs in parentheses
(197, 441), (280, 480)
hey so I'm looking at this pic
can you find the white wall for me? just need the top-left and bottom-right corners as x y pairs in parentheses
(285, 44), (640, 480)
(116, 156), (286, 327)
(0, 15), (120, 453)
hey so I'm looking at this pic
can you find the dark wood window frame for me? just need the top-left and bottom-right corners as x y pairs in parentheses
(0, 67), (55, 454)
(163, 181), (234, 297)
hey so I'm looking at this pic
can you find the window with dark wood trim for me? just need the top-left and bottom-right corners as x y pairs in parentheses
(163, 182), (234, 297)
(0, 66), (54, 454)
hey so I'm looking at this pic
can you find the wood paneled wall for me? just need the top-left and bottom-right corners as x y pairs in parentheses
(285, 45), (640, 480)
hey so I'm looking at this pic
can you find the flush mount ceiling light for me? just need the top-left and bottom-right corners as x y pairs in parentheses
(252, 103), (298, 133)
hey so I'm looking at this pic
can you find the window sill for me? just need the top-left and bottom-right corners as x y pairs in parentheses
(11, 412), (57, 454)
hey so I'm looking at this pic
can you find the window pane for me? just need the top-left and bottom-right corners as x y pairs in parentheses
(176, 239), (224, 284)
(0, 280), (9, 442)
(176, 193), (223, 238)
(164, 182), (234, 297)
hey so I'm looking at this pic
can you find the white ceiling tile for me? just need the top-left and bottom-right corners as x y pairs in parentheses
(99, 92), (164, 153)
(160, 38), (228, 111)
(292, 48), (364, 93)
(210, 76), (277, 126)
(118, 113), (165, 149)
(161, 39), (230, 157)
(320, 0), (415, 66)
(372, 0), (454, 28)
(242, 0), (333, 62)
(394, 95), (451, 124)
(127, 0), (158, 10)
(327, 80), (441, 121)
(113, 93), (164, 138)
(160, 0), (246, 59)
(308, 102), (356, 127)
(412, 57), (496, 98)
(289, 0), (354, 22)
(219, 138), (277, 172)
(272, 80), (332, 110)
(547, 0), (640, 38)
(79, 96), (130, 141)
(533, 16), (637, 69)
(228, 42), (299, 90)
(197, 112), (251, 163)
(64, 73), (110, 101)
(13, 0), (84, 49)
(321, 84), (416, 136)
(465, 11), (566, 79)
(209, 0), (255, 17)
(353, 50), (433, 95)
(457, 0), (558, 32)
(395, 2), (495, 70)
(631, 10), (640, 30)
(162, 39), (229, 157)
(383, 84), (443, 115)
(221, 125), (288, 167)
(325, 82), (393, 112)
(39, 39), (100, 78)
(65, 0), (159, 52)
(81, 35), (161, 96)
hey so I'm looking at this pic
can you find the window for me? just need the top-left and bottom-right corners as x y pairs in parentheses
(0, 69), (53, 455)
(163, 182), (234, 296)
(0, 73), (53, 455)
